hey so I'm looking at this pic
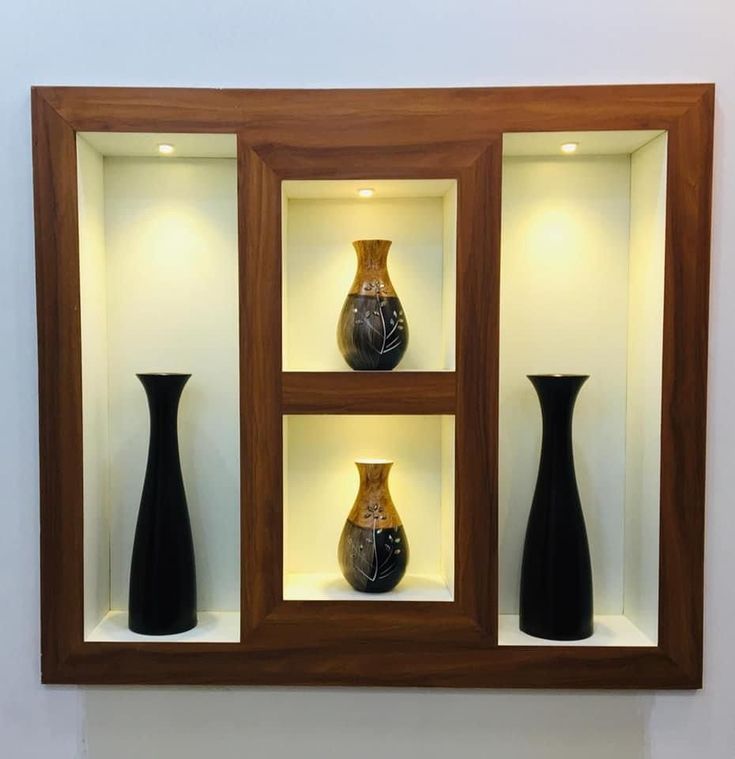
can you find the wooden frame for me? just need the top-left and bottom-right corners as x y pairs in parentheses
(32, 84), (714, 688)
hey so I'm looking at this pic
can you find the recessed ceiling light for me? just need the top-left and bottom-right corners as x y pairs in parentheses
(158, 143), (175, 155)
(560, 142), (579, 154)
(357, 187), (375, 198)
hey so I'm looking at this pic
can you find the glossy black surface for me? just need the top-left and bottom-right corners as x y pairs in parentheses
(338, 522), (409, 593)
(337, 294), (408, 370)
(520, 374), (593, 641)
(128, 373), (197, 635)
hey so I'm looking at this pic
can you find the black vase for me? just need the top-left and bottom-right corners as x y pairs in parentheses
(519, 374), (593, 640)
(128, 373), (197, 635)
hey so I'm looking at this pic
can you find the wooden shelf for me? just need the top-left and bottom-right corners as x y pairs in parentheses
(498, 615), (655, 648)
(282, 371), (456, 414)
(283, 573), (453, 602)
(87, 611), (240, 643)
(32, 84), (712, 688)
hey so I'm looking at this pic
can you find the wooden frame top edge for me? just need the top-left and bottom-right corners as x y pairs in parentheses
(31, 82), (714, 96)
(32, 83), (714, 134)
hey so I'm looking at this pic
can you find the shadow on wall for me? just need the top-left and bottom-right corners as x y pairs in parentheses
(83, 688), (651, 759)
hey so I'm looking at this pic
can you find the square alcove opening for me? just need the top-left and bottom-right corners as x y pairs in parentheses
(282, 179), (457, 372)
(77, 132), (240, 642)
(498, 130), (667, 647)
(283, 415), (455, 601)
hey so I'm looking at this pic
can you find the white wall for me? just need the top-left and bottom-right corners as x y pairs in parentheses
(2, 1), (734, 758)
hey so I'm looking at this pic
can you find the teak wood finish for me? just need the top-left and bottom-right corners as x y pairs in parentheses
(32, 84), (714, 688)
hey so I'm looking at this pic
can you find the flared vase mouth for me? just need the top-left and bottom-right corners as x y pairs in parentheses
(136, 373), (192, 392)
(352, 239), (392, 247)
(527, 373), (589, 380)
(354, 458), (394, 466)
(136, 372), (192, 378)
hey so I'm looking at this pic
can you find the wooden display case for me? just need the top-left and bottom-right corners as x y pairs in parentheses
(32, 84), (713, 687)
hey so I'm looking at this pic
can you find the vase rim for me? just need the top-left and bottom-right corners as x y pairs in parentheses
(352, 239), (392, 246)
(354, 458), (394, 465)
(527, 373), (589, 379)
(136, 372), (192, 377)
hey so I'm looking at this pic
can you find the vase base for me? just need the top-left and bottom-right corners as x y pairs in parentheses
(128, 615), (198, 636)
(519, 620), (593, 642)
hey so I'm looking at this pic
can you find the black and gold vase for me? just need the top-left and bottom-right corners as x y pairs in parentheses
(128, 373), (197, 635)
(337, 239), (408, 370)
(520, 374), (593, 640)
(338, 460), (409, 593)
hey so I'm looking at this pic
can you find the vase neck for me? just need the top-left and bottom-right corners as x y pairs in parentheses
(139, 370), (189, 407)
(349, 239), (397, 296)
(348, 460), (401, 528)
(138, 373), (189, 453)
(529, 374), (587, 463)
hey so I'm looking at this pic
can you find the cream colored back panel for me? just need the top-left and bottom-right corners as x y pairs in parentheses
(623, 133), (667, 642)
(499, 154), (632, 615)
(284, 414), (454, 600)
(78, 154), (241, 615)
(499, 144), (665, 630)
(78, 136), (111, 636)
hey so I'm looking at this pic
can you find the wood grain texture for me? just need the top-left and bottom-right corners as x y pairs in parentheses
(239, 143), (282, 637)
(46, 639), (690, 688)
(344, 461), (402, 528)
(454, 142), (501, 640)
(38, 84), (710, 141)
(345, 240), (396, 296)
(282, 372), (455, 414)
(255, 141), (492, 177)
(656, 85), (714, 687)
(249, 140), (488, 653)
(32, 91), (85, 682)
(32, 84), (714, 688)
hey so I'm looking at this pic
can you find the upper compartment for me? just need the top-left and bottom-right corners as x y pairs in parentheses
(282, 179), (457, 372)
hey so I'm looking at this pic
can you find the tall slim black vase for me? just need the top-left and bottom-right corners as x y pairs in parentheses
(128, 373), (197, 635)
(520, 374), (593, 641)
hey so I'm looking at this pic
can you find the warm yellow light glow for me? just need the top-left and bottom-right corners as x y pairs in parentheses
(560, 142), (579, 154)
(357, 187), (375, 198)
(158, 143), (175, 155)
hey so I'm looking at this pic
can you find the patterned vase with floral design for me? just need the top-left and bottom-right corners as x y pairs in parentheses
(338, 459), (409, 593)
(337, 239), (409, 370)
